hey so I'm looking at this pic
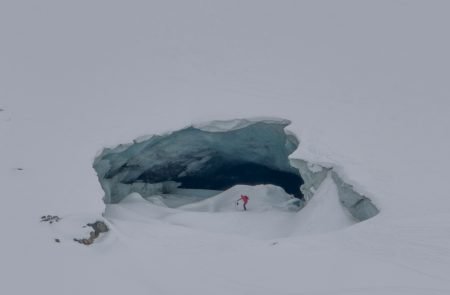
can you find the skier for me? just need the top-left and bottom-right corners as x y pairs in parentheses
(236, 195), (249, 211)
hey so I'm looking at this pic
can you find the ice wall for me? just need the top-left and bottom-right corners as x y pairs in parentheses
(94, 119), (304, 204)
(291, 159), (379, 221)
(330, 171), (379, 221)
(290, 159), (330, 201)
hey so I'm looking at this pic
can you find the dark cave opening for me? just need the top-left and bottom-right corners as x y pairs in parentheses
(137, 161), (304, 199)
(94, 119), (307, 204)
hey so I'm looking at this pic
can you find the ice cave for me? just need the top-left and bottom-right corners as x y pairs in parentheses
(94, 118), (379, 221)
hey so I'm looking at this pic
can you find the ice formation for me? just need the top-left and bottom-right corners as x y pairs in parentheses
(291, 159), (378, 221)
(291, 159), (330, 201)
(93, 118), (378, 221)
(94, 118), (304, 204)
(330, 171), (379, 221)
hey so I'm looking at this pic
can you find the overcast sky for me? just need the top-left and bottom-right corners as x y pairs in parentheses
(1, 1), (449, 134)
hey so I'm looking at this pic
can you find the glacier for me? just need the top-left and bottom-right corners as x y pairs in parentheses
(93, 118), (304, 204)
(93, 118), (378, 221)
(3, 1), (450, 293)
(330, 171), (379, 221)
(291, 159), (379, 221)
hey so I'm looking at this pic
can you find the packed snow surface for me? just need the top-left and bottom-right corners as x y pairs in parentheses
(2, 1), (450, 295)
(104, 181), (355, 242)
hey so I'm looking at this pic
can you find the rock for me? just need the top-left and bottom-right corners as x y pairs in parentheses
(73, 221), (109, 246)
(87, 221), (109, 234)
(40, 215), (61, 223)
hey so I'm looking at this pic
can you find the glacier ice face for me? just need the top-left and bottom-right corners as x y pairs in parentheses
(330, 171), (379, 221)
(291, 158), (379, 221)
(290, 159), (330, 201)
(94, 119), (304, 204)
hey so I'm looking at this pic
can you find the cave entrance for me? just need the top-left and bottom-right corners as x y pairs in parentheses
(94, 119), (306, 204)
(174, 162), (304, 198)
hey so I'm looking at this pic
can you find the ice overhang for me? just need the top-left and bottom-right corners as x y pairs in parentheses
(93, 118), (379, 222)
(93, 118), (304, 204)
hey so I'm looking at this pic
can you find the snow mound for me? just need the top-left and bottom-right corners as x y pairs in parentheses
(178, 184), (302, 212)
(104, 178), (355, 241)
(292, 175), (357, 235)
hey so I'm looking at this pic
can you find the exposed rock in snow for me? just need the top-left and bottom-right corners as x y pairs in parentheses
(94, 119), (304, 204)
(40, 215), (61, 224)
(73, 221), (109, 246)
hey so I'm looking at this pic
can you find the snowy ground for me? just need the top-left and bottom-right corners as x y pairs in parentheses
(1, 1), (450, 294)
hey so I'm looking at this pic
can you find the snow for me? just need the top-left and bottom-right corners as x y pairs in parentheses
(192, 117), (290, 132)
(307, 162), (323, 173)
(1, 1), (450, 294)
(292, 175), (356, 235)
(178, 184), (298, 213)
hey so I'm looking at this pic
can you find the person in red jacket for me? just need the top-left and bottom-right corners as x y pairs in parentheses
(237, 195), (249, 211)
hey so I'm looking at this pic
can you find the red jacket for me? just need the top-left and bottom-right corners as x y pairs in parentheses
(240, 195), (249, 204)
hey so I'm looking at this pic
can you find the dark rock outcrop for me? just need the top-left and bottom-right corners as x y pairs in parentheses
(74, 221), (109, 246)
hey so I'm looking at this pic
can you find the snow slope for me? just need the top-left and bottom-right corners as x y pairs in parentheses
(1, 1), (450, 294)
